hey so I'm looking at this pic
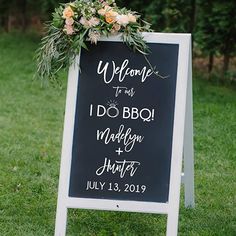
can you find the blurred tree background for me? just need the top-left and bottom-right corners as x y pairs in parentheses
(0, 0), (235, 82)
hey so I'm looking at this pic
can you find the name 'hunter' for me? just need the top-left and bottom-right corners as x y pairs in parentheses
(96, 158), (140, 178)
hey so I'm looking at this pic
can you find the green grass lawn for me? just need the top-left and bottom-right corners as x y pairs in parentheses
(0, 33), (235, 236)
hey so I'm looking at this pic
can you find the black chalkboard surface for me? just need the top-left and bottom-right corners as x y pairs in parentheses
(69, 41), (179, 203)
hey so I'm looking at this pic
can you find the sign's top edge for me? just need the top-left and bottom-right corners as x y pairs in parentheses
(99, 32), (191, 44)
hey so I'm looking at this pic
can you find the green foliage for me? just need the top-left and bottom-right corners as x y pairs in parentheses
(195, 0), (236, 74)
(141, 1), (167, 31)
(196, 0), (236, 55)
(211, 1), (236, 57)
(162, 0), (192, 32)
(35, 24), (72, 84)
(35, 0), (152, 83)
(195, 0), (216, 55)
(52, 6), (64, 28)
(0, 33), (236, 235)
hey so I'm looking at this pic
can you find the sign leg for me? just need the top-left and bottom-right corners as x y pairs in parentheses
(167, 35), (192, 235)
(183, 46), (195, 208)
(166, 211), (179, 236)
(55, 204), (68, 236)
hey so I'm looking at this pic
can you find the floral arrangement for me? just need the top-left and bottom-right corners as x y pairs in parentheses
(36, 0), (152, 83)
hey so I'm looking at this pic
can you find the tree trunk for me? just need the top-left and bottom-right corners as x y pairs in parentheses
(189, 0), (196, 33)
(208, 52), (214, 75)
(7, 14), (13, 32)
(19, 0), (27, 32)
(223, 53), (230, 76)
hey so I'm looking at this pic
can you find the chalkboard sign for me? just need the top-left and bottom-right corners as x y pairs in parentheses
(55, 33), (193, 236)
(69, 41), (179, 203)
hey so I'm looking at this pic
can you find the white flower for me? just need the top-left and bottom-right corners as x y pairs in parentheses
(127, 13), (136, 23)
(98, 5), (112, 16)
(90, 8), (96, 14)
(98, 8), (105, 16)
(88, 30), (101, 44)
(79, 17), (90, 27)
(116, 14), (129, 26)
(64, 25), (74, 35)
(80, 17), (100, 28)
(88, 17), (100, 27)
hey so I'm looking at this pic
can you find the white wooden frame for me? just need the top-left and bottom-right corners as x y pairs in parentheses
(55, 32), (194, 236)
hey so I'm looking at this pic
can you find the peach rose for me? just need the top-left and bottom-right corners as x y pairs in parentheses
(63, 6), (74, 19)
(105, 10), (118, 24)
(112, 23), (121, 31)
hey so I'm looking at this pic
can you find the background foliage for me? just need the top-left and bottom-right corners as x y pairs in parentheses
(0, 0), (235, 81)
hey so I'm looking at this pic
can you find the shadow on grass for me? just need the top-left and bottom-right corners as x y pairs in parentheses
(67, 209), (166, 236)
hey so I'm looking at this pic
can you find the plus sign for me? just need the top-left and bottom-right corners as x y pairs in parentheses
(115, 148), (123, 156)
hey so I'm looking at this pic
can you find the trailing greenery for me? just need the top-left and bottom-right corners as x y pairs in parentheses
(35, 0), (151, 83)
(0, 33), (236, 235)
